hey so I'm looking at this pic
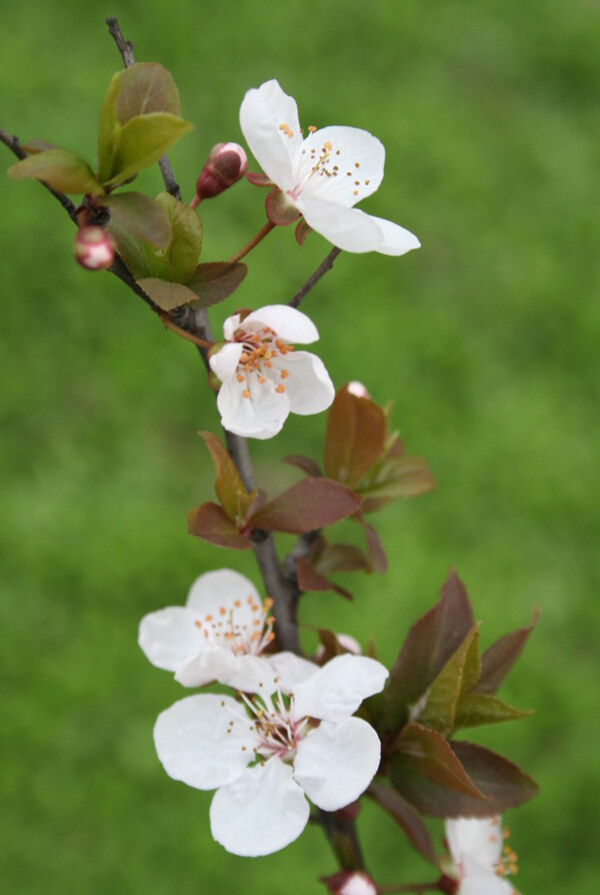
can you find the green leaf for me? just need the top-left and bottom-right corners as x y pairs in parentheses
(185, 262), (248, 309)
(474, 608), (540, 695)
(453, 693), (533, 731)
(368, 783), (437, 865)
(102, 192), (171, 248)
(8, 149), (103, 195)
(199, 431), (256, 525)
(390, 723), (484, 798)
(104, 112), (193, 187)
(186, 503), (251, 550)
(418, 625), (480, 736)
(324, 385), (387, 488)
(136, 279), (199, 311)
(97, 63), (182, 184)
(250, 477), (362, 534)
(383, 570), (474, 732)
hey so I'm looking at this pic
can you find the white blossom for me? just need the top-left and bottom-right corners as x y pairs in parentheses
(239, 79), (420, 255)
(210, 304), (334, 439)
(154, 654), (389, 856)
(445, 816), (520, 895)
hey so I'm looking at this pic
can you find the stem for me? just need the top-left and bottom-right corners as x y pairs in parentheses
(159, 313), (213, 349)
(289, 245), (342, 308)
(315, 809), (366, 873)
(228, 220), (275, 264)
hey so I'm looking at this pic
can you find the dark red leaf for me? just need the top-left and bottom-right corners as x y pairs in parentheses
(360, 518), (388, 573)
(250, 477), (361, 534)
(324, 385), (387, 488)
(282, 454), (323, 477)
(186, 503), (250, 550)
(296, 556), (353, 600)
(368, 782), (437, 865)
(390, 723), (484, 799)
(200, 431), (254, 524)
(475, 608), (540, 695)
(185, 262), (247, 309)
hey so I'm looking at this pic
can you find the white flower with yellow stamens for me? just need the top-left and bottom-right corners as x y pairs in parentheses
(445, 816), (521, 895)
(138, 569), (315, 690)
(209, 304), (334, 440)
(239, 79), (420, 255)
(153, 654), (389, 856)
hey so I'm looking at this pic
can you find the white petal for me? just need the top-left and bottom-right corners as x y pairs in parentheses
(298, 195), (420, 255)
(223, 312), (242, 342)
(446, 817), (504, 869)
(460, 859), (515, 895)
(239, 80), (302, 190)
(243, 304), (319, 344)
(267, 651), (319, 691)
(209, 342), (243, 383)
(274, 350), (334, 415)
(293, 717), (381, 811)
(210, 758), (310, 856)
(153, 694), (258, 790)
(138, 607), (204, 672)
(175, 647), (237, 687)
(291, 126), (384, 207)
(292, 654), (389, 723)
(216, 374), (288, 439)
(186, 569), (260, 620)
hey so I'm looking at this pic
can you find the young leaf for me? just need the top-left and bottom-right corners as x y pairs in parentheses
(368, 782), (437, 865)
(360, 517), (388, 573)
(282, 454), (323, 477)
(186, 503), (250, 550)
(390, 723), (484, 798)
(136, 279), (199, 311)
(360, 455), (436, 512)
(296, 556), (353, 600)
(324, 386), (386, 488)
(97, 72), (122, 184)
(417, 625), (480, 737)
(185, 262), (248, 309)
(474, 608), (540, 695)
(105, 113), (193, 188)
(8, 149), (103, 195)
(102, 192), (172, 248)
(199, 432), (254, 524)
(249, 477), (362, 534)
(453, 693), (533, 731)
(383, 570), (474, 732)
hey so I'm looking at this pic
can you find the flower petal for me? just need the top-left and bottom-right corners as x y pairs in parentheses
(460, 859), (516, 895)
(292, 654), (389, 723)
(209, 342), (243, 383)
(186, 568), (259, 617)
(446, 817), (504, 870)
(223, 312), (242, 342)
(239, 80), (302, 191)
(294, 717), (381, 811)
(243, 304), (319, 344)
(138, 607), (204, 672)
(210, 758), (310, 856)
(154, 694), (258, 790)
(298, 195), (420, 255)
(274, 350), (334, 415)
(291, 126), (384, 207)
(216, 374), (288, 439)
(267, 651), (319, 691)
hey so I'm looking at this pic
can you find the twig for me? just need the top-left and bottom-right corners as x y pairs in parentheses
(227, 220), (275, 264)
(289, 245), (342, 308)
(105, 17), (181, 200)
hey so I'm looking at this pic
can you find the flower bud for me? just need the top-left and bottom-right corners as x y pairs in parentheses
(322, 871), (378, 895)
(346, 381), (371, 399)
(74, 226), (115, 271)
(193, 142), (248, 202)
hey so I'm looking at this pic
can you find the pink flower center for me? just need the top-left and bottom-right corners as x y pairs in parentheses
(222, 683), (311, 763)
(194, 595), (275, 656)
(232, 322), (293, 399)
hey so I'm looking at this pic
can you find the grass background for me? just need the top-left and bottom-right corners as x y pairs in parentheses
(1, 0), (599, 892)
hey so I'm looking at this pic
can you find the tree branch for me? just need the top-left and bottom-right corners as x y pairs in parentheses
(105, 17), (181, 199)
(289, 245), (342, 308)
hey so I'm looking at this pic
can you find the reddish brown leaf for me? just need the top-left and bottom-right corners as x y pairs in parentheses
(265, 187), (301, 225)
(383, 570), (474, 731)
(475, 608), (540, 695)
(200, 431), (254, 524)
(282, 454), (323, 478)
(324, 386), (387, 488)
(313, 543), (371, 575)
(296, 556), (353, 600)
(360, 517), (388, 573)
(390, 723), (484, 799)
(250, 477), (361, 534)
(186, 503), (250, 550)
(368, 782), (437, 865)
(185, 262), (247, 309)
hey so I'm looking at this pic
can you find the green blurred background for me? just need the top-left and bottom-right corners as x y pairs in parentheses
(2, 0), (599, 892)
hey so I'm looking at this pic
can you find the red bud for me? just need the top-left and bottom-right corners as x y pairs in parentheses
(193, 142), (248, 202)
(74, 226), (115, 271)
(322, 871), (378, 895)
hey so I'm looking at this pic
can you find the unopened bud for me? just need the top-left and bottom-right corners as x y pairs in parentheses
(346, 381), (370, 399)
(193, 142), (248, 202)
(74, 226), (115, 271)
(322, 871), (378, 895)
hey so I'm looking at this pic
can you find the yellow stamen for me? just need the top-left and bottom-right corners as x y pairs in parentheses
(280, 369), (289, 379)
(242, 389), (251, 399)
(276, 384), (285, 394)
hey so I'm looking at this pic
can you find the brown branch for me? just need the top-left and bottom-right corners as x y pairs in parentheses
(105, 17), (181, 200)
(289, 245), (342, 308)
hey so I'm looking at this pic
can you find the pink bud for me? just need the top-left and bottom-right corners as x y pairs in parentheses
(74, 226), (115, 270)
(193, 142), (248, 202)
(346, 381), (370, 399)
(322, 871), (378, 895)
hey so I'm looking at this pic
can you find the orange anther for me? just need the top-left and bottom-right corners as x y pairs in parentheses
(280, 369), (289, 379)
(234, 599), (241, 607)
(258, 375), (266, 384)
(365, 179), (370, 185)
(267, 631), (275, 641)
(275, 339), (284, 348)
(323, 141), (332, 151)
(355, 162), (360, 168)
(205, 614), (213, 621)
(264, 597), (273, 608)
(240, 352), (249, 364)
(242, 389), (251, 399)
(265, 361), (273, 368)
(236, 373), (245, 383)
(276, 384), (286, 394)
(308, 125), (317, 133)
(219, 606), (227, 616)
(194, 620), (202, 628)
(353, 189), (359, 195)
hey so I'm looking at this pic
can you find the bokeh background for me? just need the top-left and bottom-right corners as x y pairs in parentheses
(2, 1), (599, 892)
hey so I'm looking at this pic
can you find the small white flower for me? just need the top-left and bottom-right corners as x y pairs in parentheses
(210, 304), (334, 439)
(138, 568), (316, 690)
(154, 654), (389, 856)
(239, 79), (420, 255)
(445, 816), (521, 895)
